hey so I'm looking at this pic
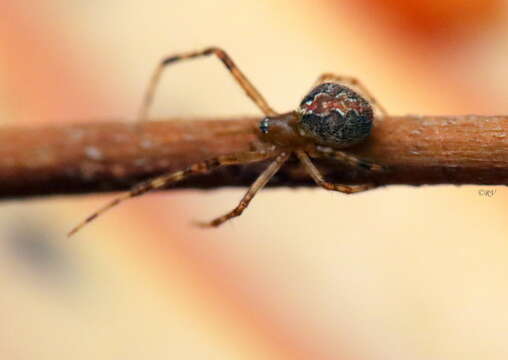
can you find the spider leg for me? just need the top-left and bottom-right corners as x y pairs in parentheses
(296, 150), (376, 194)
(68, 151), (277, 237)
(137, 46), (277, 122)
(197, 151), (290, 228)
(308, 146), (386, 172)
(313, 73), (388, 117)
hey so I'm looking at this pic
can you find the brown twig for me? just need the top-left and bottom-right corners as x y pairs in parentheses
(1, 115), (507, 200)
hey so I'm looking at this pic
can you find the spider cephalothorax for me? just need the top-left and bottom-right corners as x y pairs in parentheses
(297, 82), (373, 148)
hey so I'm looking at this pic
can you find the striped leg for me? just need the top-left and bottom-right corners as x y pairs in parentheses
(137, 47), (277, 122)
(308, 146), (386, 172)
(68, 151), (277, 237)
(296, 150), (376, 194)
(314, 73), (388, 117)
(197, 152), (290, 227)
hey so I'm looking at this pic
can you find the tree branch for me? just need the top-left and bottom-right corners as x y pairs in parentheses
(1, 115), (507, 200)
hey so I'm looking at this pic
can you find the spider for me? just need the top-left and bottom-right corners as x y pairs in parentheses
(68, 47), (387, 236)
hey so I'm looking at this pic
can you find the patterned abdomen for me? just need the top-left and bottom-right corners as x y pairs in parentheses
(297, 82), (373, 148)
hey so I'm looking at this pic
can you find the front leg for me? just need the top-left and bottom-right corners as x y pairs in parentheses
(296, 150), (376, 194)
(197, 152), (290, 227)
(308, 146), (386, 173)
(137, 47), (277, 123)
(68, 150), (278, 236)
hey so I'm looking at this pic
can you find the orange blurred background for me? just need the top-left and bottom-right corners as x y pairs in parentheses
(1, 1), (508, 359)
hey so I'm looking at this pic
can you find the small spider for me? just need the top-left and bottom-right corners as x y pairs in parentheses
(68, 47), (387, 236)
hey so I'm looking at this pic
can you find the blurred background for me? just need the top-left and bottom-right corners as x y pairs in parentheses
(1, 1), (508, 359)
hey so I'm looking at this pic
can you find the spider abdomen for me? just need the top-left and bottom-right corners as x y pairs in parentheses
(297, 83), (373, 148)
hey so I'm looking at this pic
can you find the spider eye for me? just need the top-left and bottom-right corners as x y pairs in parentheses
(297, 83), (373, 147)
(259, 117), (270, 134)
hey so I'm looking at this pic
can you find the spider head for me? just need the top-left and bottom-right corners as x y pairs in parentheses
(297, 82), (373, 148)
